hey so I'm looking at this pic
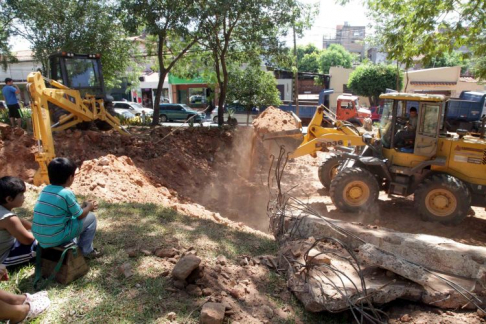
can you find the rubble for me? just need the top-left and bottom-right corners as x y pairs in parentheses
(172, 255), (202, 281)
(200, 302), (225, 324)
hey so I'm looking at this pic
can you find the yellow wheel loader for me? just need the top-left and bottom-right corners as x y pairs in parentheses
(328, 93), (486, 224)
(262, 105), (370, 189)
(27, 52), (128, 185)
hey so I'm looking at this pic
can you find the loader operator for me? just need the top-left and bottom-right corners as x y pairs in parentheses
(394, 107), (418, 150)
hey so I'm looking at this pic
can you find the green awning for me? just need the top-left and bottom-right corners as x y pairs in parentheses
(168, 74), (207, 85)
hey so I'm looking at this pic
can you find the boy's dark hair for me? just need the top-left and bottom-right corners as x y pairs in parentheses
(4, 78), (13, 84)
(48, 157), (77, 185)
(0, 176), (26, 204)
(410, 107), (417, 113)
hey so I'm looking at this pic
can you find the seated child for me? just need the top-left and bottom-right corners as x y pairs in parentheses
(0, 265), (51, 323)
(32, 157), (102, 259)
(0, 176), (37, 266)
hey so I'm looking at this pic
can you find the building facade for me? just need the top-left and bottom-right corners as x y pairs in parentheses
(323, 23), (366, 59)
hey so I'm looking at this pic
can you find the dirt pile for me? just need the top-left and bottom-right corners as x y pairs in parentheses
(252, 106), (299, 134)
(0, 124), (37, 181)
(71, 154), (173, 205)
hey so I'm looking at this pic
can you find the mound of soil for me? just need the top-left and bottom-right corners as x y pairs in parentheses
(252, 106), (299, 134)
(71, 154), (173, 205)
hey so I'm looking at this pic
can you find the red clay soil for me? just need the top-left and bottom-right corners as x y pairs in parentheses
(252, 106), (299, 134)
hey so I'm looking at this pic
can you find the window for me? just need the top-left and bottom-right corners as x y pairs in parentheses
(65, 58), (101, 88)
(419, 104), (440, 136)
(114, 103), (129, 109)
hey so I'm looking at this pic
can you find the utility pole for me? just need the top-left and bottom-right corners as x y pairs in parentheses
(293, 24), (299, 116)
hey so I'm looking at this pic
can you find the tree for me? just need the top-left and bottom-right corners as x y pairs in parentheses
(297, 43), (319, 62)
(4, 0), (135, 88)
(318, 44), (355, 74)
(227, 65), (282, 125)
(299, 51), (320, 73)
(347, 63), (403, 106)
(363, 0), (486, 80)
(424, 51), (472, 75)
(199, 0), (297, 126)
(0, 5), (16, 71)
(120, 0), (205, 125)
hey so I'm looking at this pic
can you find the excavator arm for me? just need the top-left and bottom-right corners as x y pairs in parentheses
(27, 71), (128, 185)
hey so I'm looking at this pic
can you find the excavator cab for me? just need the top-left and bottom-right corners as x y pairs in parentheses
(49, 52), (106, 99)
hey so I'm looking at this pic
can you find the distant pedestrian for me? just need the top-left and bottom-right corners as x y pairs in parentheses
(141, 110), (147, 125)
(2, 78), (22, 128)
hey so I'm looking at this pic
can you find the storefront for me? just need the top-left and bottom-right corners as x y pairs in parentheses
(136, 72), (171, 108)
(168, 75), (210, 109)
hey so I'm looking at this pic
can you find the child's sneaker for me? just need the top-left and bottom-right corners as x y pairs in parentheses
(85, 248), (103, 260)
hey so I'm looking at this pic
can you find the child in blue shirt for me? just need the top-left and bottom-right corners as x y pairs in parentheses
(33, 157), (102, 259)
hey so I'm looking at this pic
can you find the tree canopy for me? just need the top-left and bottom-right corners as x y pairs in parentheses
(227, 65), (281, 124)
(347, 63), (402, 106)
(4, 0), (136, 88)
(364, 0), (486, 79)
(319, 44), (355, 74)
(120, 0), (204, 125)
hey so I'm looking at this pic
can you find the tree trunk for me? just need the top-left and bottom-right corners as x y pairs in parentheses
(152, 34), (164, 126)
(293, 25), (299, 116)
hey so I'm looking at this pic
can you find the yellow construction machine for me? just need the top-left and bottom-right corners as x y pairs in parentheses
(266, 93), (486, 224)
(27, 52), (128, 185)
(328, 92), (486, 224)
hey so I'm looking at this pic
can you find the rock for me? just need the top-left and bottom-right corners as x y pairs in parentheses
(173, 280), (186, 290)
(216, 255), (227, 265)
(200, 302), (225, 324)
(202, 288), (213, 296)
(239, 258), (249, 266)
(118, 262), (133, 278)
(126, 248), (138, 258)
(0, 123), (11, 140)
(13, 127), (26, 136)
(155, 248), (177, 258)
(220, 272), (230, 280)
(186, 266), (204, 284)
(167, 312), (177, 321)
(168, 258), (178, 264)
(478, 309), (486, 318)
(161, 269), (170, 277)
(140, 249), (152, 256)
(307, 249), (331, 265)
(446, 311), (455, 316)
(99, 157), (110, 166)
(172, 255), (201, 281)
(86, 130), (101, 143)
(214, 265), (222, 273)
(261, 305), (274, 319)
(400, 314), (412, 322)
(186, 284), (203, 297)
(73, 130), (83, 139)
(228, 285), (246, 300)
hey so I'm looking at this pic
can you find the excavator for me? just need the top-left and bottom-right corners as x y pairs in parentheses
(265, 93), (486, 225)
(27, 52), (128, 185)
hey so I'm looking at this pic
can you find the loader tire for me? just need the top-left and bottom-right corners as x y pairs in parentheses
(414, 174), (471, 225)
(330, 167), (379, 212)
(318, 154), (342, 189)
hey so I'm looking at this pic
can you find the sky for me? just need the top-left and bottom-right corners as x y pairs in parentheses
(285, 0), (370, 48)
(10, 0), (370, 52)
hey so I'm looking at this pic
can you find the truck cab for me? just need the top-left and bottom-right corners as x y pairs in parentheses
(336, 93), (371, 126)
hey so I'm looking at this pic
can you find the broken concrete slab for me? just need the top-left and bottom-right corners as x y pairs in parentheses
(279, 214), (486, 281)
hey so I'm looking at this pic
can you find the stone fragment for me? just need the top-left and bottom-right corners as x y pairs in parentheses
(173, 280), (186, 289)
(400, 314), (412, 322)
(307, 249), (331, 265)
(172, 255), (201, 280)
(141, 249), (152, 256)
(186, 284), (203, 297)
(216, 255), (227, 265)
(168, 258), (178, 264)
(167, 312), (177, 321)
(155, 248), (177, 258)
(118, 262), (133, 278)
(161, 269), (170, 277)
(200, 302), (225, 324)
(126, 248), (138, 258)
(202, 288), (213, 296)
(261, 305), (274, 319)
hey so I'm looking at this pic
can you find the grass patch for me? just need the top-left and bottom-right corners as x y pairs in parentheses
(1, 197), (280, 323)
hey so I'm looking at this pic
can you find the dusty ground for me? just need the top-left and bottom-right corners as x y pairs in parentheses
(1, 122), (486, 322)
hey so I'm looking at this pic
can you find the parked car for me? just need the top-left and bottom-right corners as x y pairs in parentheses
(159, 103), (205, 123)
(116, 110), (137, 119)
(113, 101), (154, 116)
(211, 104), (260, 123)
(369, 106), (384, 123)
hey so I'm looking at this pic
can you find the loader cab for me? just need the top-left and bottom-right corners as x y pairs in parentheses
(378, 93), (446, 159)
(49, 52), (106, 99)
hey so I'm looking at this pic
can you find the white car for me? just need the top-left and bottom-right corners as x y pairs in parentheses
(113, 101), (154, 116)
